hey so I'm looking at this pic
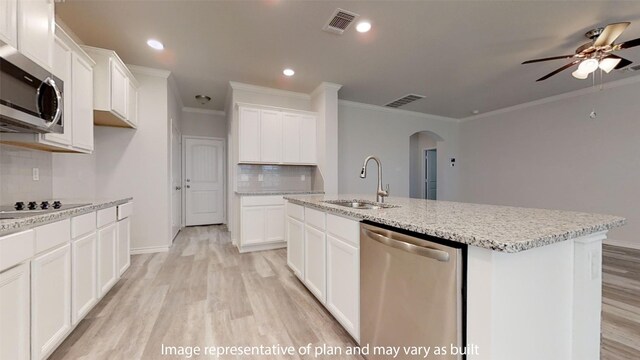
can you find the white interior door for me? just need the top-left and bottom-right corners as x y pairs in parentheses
(185, 138), (224, 226)
(171, 123), (182, 239)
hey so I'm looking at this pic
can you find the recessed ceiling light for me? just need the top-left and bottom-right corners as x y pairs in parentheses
(146, 39), (164, 50)
(356, 21), (371, 33)
(472, 110), (480, 115)
(283, 68), (295, 76)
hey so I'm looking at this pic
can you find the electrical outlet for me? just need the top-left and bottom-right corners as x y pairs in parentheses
(32, 168), (39, 181)
(240, 174), (249, 182)
(300, 175), (306, 181)
(258, 174), (264, 182)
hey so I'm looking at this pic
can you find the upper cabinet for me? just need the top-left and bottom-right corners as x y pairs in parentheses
(81, 46), (138, 129)
(0, 0), (18, 48)
(17, 0), (54, 72)
(238, 104), (317, 165)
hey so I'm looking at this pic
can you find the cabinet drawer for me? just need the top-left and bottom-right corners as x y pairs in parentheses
(97, 207), (117, 228)
(286, 202), (304, 221)
(327, 214), (360, 247)
(305, 207), (326, 230)
(0, 230), (35, 272)
(242, 195), (285, 207)
(117, 202), (133, 220)
(35, 219), (71, 254)
(71, 212), (97, 239)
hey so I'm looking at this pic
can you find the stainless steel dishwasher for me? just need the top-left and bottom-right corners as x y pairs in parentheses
(360, 222), (466, 360)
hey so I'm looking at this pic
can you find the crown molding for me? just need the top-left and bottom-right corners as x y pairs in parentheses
(311, 82), (343, 98)
(461, 73), (640, 122)
(127, 65), (171, 79)
(228, 81), (310, 100)
(338, 100), (460, 123)
(168, 74), (184, 109)
(182, 107), (225, 116)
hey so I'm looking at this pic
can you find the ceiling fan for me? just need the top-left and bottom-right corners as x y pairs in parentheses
(523, 22), (640, 81)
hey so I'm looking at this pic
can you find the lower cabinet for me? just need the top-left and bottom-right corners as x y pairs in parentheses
(286, 216), (304, 280)
(71, 232), (98, 325)
(304, 224), (326, 303)
(326, 234), (360, 342)
(117, 217), (131, 276)
(239, 196), (286, 252)
(97, 223), (117, 298)
(0, 263), (31, 360)
(31, 244), (72, 360)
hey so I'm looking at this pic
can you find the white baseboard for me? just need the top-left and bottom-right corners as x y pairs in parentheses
(130, 245), (171, 255)
(604, 238), (640, 250)
(238, 241), (286, 254)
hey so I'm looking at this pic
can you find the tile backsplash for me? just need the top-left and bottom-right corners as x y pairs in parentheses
(237, 164), (317, 192)
(0, 145), (53, 205)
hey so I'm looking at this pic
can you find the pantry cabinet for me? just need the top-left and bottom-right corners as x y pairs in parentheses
(237, 104), (317, 165)
(0, 263), (30, 360)
(17, 0), (54, 71)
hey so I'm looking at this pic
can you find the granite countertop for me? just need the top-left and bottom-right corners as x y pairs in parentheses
(236, 190), (325, 196)
(0, 197), (133, 236)
(283, 194), (626, 253)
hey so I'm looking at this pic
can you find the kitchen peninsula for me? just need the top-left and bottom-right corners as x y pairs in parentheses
(284, 194), (626, 360)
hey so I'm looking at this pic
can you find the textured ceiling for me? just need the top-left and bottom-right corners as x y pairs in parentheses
(56, 1), (640, 118)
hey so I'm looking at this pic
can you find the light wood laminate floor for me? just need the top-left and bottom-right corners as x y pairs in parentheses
(50, 226), (640, 359)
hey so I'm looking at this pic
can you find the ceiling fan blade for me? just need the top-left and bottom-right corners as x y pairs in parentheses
(522, 55), (575, 64)
(536, 60), (580, 81)
(616, 37), (640, 49)
(593, 22), (630, 47)
(605, 54), (633, 69)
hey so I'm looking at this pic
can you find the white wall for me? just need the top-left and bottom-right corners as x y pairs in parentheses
(338, 101), (461, 200)
(459, 76), (640, 248)
(181, 109), (226, 138)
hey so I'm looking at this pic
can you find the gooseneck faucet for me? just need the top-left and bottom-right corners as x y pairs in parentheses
(360, 155), (389, 203)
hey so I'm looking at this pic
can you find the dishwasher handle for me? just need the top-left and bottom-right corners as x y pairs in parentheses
(363, 228), (450, 262)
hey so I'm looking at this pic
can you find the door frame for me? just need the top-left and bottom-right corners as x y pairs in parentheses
(182, 135), (227, 226)
(169, 118), (183, 241)
(423, 147), (437, 200)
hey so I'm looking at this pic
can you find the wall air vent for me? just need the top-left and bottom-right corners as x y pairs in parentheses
(322, 8), (359, 35)
(384, 94), (426, 108)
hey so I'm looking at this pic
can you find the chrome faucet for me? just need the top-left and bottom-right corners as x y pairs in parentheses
(360, 155), (389, 203)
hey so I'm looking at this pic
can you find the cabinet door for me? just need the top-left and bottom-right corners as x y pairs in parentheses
(0, 0), (18, 49)
(127, 81), (137, 126)
(304, 224), (326, 303)
(241, 207), (265, 245)
(109, 59), (128, 119)
(327, 234), (359, 341)
(43, 36), (73, 146)
(71, 232), (97, 325)
(97, 223), (117, 298)
(286, 217), (304, 280)
(264, 205), (285, 243)
(0, 263), (30, 360)
(31, 244), (71, 360)
(17, 0), (54, 71)
(238, 107), (261, 162)
(260, 109), (283, 163)
(282, 113), (301, 164)
(117, 218), (131, 276)
(300, 115), (317, 164)
(71, 53), (94, 151)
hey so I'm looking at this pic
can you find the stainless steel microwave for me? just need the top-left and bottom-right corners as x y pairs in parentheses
(0, 40), (63, 133)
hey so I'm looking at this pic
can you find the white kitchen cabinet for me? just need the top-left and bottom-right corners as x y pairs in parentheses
(260, 110), (283, 163)
(97, 223), (117, 298)
(304, 224), (326, 303)
(71, 232), (97, 325)
(71, 51), (95, 151)
(31, 243), (72, 360)
(0, 263), (30, 360)
(117, 216), (131, 276)
(300, 115), (317, 164)
(265, 206), (286, 242)
(282, 113), (301, 163)
(286, 216), (304, 280)
(43, 35), (73, 147)
(239, 196), (286, 253)
(238, 107), (261, 162)
(241, 207), (266, 246)
(17, 0), (54, 71)
(82, 46), (138, 129)
(0, 0), (18, 48)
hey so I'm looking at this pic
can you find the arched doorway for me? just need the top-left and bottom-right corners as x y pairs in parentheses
(409, 131), (443, 199)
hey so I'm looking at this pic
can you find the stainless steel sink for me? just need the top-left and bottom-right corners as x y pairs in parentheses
(323, 200), (399, 210)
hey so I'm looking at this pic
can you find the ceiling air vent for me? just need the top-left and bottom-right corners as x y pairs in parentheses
(385, 94), (426, 108)
(323, 8), (359, 35)
(629, 64), (640, 72)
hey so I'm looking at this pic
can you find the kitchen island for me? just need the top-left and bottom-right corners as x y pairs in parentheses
(284, 194), (626, 360)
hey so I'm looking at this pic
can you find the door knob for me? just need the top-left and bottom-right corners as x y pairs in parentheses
(186, 185), (191, 189)
(175, 186), (182, 190)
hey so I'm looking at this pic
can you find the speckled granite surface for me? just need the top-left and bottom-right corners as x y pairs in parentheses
(236, 191), (325, 196)
(0, 198), (132, 236)
(283, 194), (626, 253)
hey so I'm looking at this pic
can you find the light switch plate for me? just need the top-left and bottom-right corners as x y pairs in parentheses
(301, 175), (306, 181)
(258, 174), (264, 182)
(240, 174), (249, 182)
(32, 168), (39, 181)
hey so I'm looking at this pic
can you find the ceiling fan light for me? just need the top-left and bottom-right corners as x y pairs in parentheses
(599, 57), (622, 73)
(572, 69), (589, 80)
(578, 58), (600, 74)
